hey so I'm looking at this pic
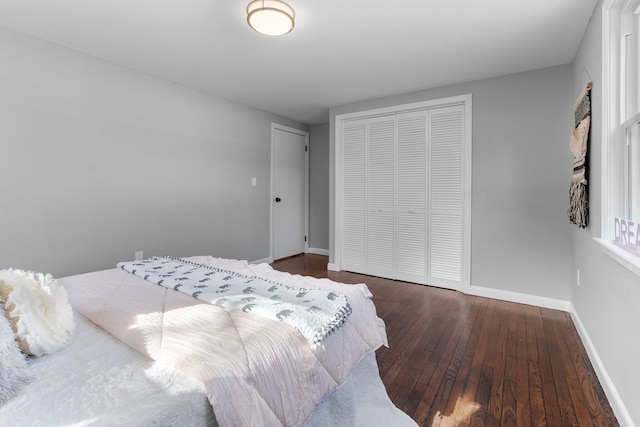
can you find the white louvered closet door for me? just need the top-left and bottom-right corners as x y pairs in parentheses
(367, 115), (396, 279)
(396, 110), (428, 283)
(428, 105), (465, 287)
(338, 96), (470, 290)
(342, 119), (367, 273)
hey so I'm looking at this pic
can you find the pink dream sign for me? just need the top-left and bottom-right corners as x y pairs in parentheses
(614, 217), (640, 255)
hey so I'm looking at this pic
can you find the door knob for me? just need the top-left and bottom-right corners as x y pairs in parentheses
(275, 197), (282, 203)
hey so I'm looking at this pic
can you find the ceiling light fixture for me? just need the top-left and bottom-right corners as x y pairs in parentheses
(247, 0), (295, 36)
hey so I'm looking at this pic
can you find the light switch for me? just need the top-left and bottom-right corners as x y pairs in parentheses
(251, 177), (257, 187)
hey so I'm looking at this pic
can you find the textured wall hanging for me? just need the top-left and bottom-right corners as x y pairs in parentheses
(568, 82), (592, 228)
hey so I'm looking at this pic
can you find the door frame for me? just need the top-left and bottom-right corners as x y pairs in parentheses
(270, 123), (310, 262)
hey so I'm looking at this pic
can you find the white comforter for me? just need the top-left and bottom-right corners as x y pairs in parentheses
(0, 312), (215, 426)
(61, 256), (388, 427)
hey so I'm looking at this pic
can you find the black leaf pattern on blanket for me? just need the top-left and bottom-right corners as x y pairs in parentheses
(117, 256), (352, 346)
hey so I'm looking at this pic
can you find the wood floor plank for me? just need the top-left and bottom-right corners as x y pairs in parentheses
(528, 359), (547, 427)
(541, 313), (579, 426)
(514, 304), (532, 427)
(412, 297), (478, 424)
(383, 301), (453, 410)
(561, 312), (619, 426)
(393, 311), (449, 411)
(270, 254), (619, 427)
(487, 306), (510, 427)
(422, 328), (470, 426)
(455, 298), (497, 425)
(377, 285), (444, 379)
(470, 300), (508, 427)
(537, 338), (562, 424)
(431, 297), (488, 427)
(500, 303), (518, 427)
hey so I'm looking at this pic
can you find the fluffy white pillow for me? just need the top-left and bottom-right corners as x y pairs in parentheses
(0, 308), (29, 404)
(0, 269), (74, 357)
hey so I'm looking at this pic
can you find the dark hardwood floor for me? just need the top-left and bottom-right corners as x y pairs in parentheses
(272, 254), (618, 427)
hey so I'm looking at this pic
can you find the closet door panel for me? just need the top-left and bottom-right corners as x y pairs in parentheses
(396, 110), (427, 281)
(368, 116), (396, 210)
(343, 120), (367, 209)
(396, 211), (427, 282)
(430, 213), (462, 282)
(428, 106), (464, 287)
(397, 110), (427, 210)
(367, 115), (396, 278)
(343, 210), (367, 272)
(367, 211), (395, 278)
(342, 120), (367, 273)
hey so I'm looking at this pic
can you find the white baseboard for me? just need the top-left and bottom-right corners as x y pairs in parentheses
(308, 248), (330, 256)
(327, 263), (340, 272)
(569, 304), (635, 427)
(250, 257), (273, 265)
(465, 285), (572, 312)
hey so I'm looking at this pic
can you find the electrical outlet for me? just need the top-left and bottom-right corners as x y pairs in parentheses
(577, 269), (581, 287)
(135, 251), (144, 261)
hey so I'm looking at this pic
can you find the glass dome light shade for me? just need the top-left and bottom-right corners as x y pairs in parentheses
(247, 0), (295, 36)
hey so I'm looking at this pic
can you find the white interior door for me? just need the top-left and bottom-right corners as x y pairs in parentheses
(272, 125), (308, 260)
(342, 119), (367, 272)
(396, 110), (428, 284)
(428, 105), (466, 288)
(367, 115), (396, 279)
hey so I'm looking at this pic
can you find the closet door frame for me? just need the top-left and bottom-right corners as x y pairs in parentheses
(334, 94), (472, 291)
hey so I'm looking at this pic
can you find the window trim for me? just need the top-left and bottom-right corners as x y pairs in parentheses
(598, 0), (640, 277)
(595, 238), (640, 277)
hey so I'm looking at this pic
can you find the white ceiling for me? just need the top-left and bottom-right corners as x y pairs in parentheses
(0, 0), (598, 124)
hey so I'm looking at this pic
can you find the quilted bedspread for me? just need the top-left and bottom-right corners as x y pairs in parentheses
(60, 256), (387, 427)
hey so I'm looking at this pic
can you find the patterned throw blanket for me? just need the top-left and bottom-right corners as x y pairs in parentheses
(117, 256), (351, 346)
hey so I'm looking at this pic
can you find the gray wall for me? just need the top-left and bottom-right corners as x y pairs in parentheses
(308, 123), (330, 252)
(0, 27), (306, 278)
(572, 2), (640, 425)
(330, 65), (574, 301)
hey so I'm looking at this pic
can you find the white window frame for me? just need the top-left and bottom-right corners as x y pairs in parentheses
(598, 0), (640, 277)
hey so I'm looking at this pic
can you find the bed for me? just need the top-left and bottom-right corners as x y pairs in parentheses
(0, 255), (417, 426)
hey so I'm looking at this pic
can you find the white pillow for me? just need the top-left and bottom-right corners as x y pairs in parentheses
(0, 308), (29, 404)
(0, 269), (74, 357)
